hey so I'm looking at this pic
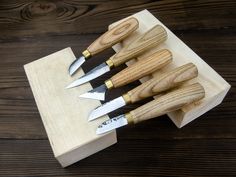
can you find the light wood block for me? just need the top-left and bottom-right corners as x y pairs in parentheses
(24, 10), (231, 167)
(110, 10), (230, 128)
(24, 48), (117, 167)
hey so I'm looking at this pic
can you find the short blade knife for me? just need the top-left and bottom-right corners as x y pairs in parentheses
(66, 24), (167, 87)
(96, 83), (205, 135)
(68, 17), (139, 76)
(79, 49), (172, 101)
(89, 63), (198, 121)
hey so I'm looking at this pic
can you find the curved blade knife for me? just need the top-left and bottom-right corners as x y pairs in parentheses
(79, 49), (172, 101)
(96, 83), (205, 135)
(69, 17), (139, 76)
(89, 63), (198, 121)
(66, 24), (167, 87)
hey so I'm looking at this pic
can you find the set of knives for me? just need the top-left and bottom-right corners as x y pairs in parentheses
(66, 17), (205, 134)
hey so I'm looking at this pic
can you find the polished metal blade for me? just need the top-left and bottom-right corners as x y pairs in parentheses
(89, 96), (126, 121)
(69, 56), (86, 76)
(96, 115), (128, 135)
(66, 62), (110, 89)
(79, 84), (107, 101)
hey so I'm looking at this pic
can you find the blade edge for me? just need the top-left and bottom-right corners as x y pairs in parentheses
(79, 84), (107, 101)
(96, 115), (128, 135)
(69, 56), (86, 76)
(66, 62), (110, 89)
(88, 96), (126, 121)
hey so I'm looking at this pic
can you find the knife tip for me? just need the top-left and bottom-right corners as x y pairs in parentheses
(65, 84), (74, 89)
(79, 92), (105, 101)
(88, 113), (97, 122)
(68, 63), (78, 76)
(88, 117), (94, 122)
(68, 69), (75, 76)
(68, 56), (86, 76)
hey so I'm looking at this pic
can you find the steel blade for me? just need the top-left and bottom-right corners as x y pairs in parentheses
(66, 62), (110, 89)
(96, 115), (128, 135)
(79, 84), (107, 101)
(89, 96), (126, 121)
(69, 56), (86, 76)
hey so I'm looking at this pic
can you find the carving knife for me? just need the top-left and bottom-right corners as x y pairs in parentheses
(68, 17), (139, 76)
(66, 24), (167, 88)
(79, 49), (172, 101)
(88, 63), (198, 121)
(96, 83), (205, 135)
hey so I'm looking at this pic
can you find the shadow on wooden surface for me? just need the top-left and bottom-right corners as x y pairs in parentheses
(0, 0), (235, 176)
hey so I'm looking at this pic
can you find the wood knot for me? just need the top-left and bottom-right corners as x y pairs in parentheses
(29, 1), (56, 15)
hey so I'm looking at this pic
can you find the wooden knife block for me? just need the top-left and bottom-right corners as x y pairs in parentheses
(24, 10), (230, 168)
(110, 10), (230, 128)
(24, 48), (117, 167)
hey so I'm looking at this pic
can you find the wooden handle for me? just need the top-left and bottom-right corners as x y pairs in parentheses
(108, 25), (167, 67)
(126, 63), (198, 103)
(87, 17), (139, 56)
(128, 83), (205, 124)
(109, 49), (172, 88)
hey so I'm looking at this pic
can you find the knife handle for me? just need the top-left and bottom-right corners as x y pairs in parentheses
(86, 17), (139, 56)
(127, 83), (205, 124)
(124, 63), (198, 104)
(106, 25), (167, 68)
(105, 49), (172, 89)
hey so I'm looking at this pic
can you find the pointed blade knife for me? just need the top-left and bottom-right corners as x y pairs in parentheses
(89, 63), (198, 121)
(79, 49), (172, 101)
(66, 24), (167, 87)
(68, 17), (139, 76)
(96, 83), (205, 134)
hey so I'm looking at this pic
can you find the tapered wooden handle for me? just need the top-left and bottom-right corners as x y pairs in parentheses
(87, 17), (139, 56)
(126, 63), (198, 103)
(128, 83), (205, 124)
(108, 25), (167, 67)
(109, 49), (172, 88)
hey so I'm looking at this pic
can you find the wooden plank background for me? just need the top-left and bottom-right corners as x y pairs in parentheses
(0, 0), (235, 176)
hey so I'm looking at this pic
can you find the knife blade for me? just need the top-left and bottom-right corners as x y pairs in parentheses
(68, 17), (139, 76)
(66, 24), (167, 88)
(79, 49), (172, 101)
(89, 63), (198, 121)
(96, 83), (205, 134)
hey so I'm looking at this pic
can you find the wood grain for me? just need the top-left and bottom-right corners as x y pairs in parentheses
(0, 31), (233, 138)
(126, 63), (198, 103)
(0, 1), (235, 38)
(0, 139), (235, 176)
(110, 49), (172, 88)
(87, 17), (138, 55)
(24, 47), (118, 167)
(0, 0), (235, 176)
(111, 10), (230, 128)
(129, 83), (205, 124)
(109, 25), (167, 66)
